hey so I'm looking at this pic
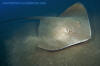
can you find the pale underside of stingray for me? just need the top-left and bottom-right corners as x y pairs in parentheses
(37, 3), (91, 51)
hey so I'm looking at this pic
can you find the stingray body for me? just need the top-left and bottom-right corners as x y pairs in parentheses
(37, 3), (91, 51)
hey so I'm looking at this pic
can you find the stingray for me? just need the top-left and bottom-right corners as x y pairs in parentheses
(37, 3), (91, 51)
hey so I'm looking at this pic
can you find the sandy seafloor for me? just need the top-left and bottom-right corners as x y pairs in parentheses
(0, 15), (100, 66)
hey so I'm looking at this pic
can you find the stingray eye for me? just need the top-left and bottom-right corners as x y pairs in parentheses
(65, 27), (70, 33)
(64, 28), (67, 33)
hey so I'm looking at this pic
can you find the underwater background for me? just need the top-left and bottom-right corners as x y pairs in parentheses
(0, 0), (100, 66)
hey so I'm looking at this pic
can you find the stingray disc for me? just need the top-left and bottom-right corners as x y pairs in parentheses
(37, 3), (91, 51)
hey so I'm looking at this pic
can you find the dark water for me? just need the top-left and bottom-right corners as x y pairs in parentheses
(0, 0), (100, 66)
